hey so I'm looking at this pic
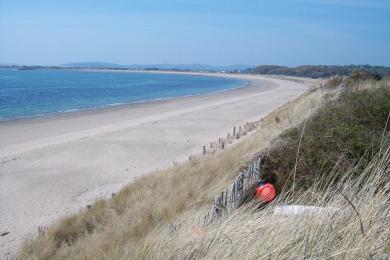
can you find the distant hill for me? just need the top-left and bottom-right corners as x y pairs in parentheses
(140, 63), (251, 72)
(246, 65), (390, 78)
(5, 62), (390, 78)
(61, 62), (125, 68)
(61, 62), (251, 72)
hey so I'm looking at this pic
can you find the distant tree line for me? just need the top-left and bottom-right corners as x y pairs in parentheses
(2, 64), (389, 79)
(245, 65), (390, 79)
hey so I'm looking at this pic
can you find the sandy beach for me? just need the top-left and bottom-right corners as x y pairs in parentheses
(0, 73), (310, 257)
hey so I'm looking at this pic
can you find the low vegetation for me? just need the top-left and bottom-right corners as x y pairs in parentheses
(263, 79), (390, 192)
(247, 65), (390, 78)
(129, 148), (390, 259)
(18, 78), (389, 259)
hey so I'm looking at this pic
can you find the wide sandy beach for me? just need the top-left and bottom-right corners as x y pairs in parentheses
(0, 72), (310, 257)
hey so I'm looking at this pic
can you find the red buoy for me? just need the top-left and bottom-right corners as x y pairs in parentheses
(256, 183), (276, 203)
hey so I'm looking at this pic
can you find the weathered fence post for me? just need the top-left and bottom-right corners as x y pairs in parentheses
(198, 157), (263, 226)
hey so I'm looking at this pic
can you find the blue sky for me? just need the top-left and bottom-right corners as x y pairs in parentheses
(0, 0), (389, 66)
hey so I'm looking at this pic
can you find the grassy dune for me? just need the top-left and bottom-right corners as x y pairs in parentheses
(263, 79), (390, 192)
(129, 148), (390, 259)
(18, 79), (389, 259)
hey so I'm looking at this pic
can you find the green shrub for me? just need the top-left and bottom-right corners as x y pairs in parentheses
(262, 80), (390, 192)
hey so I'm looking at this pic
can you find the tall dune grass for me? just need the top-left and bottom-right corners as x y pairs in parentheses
(138, 147), (390, 259)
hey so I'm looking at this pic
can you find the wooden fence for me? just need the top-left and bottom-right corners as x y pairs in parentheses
(169, 121), (264, 233)
(203, 158), (262, 225)
(203, 122), (258, 155)
(169, 158), (263, 234)
(173, 121), (259, 166)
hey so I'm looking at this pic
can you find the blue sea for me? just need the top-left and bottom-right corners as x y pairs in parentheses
(0, 68), (246, 120)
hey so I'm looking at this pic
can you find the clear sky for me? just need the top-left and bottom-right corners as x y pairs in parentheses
(1, 0), (389, 66)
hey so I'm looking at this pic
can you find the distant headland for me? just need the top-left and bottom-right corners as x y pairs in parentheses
(1, 62), (390, 78)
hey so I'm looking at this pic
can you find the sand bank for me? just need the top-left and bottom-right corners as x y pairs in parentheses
(0, 73), (310, 256)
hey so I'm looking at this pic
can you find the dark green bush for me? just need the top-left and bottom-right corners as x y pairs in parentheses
(262, 81), (390, 192)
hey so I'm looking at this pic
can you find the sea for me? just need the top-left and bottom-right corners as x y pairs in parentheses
(0, 68), (246, 120)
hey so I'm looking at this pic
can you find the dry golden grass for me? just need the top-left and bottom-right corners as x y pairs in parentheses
(140, 147), (390, 259)
(18, 84), (328, 259)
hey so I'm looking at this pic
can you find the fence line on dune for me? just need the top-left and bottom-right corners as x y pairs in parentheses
(36, 120), (263, 239)
(172, 121), (259, 167)
(168, 120), (265, 234)
(33, 119), (264, 240)
(202, 157), (262, 225)
(169, 157), (263, 234)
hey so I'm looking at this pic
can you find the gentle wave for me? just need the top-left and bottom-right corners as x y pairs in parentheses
(0, 69), (247, 121)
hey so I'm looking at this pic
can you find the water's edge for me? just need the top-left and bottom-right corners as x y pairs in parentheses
(0, 70), (248, 122)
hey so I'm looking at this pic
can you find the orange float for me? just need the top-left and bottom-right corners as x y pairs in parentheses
(256, 183), (276, 203)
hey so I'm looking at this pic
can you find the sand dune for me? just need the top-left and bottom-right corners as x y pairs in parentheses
(0, 73), (310, 257)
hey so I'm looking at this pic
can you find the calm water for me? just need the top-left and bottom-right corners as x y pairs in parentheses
(0, 69), (245, 120)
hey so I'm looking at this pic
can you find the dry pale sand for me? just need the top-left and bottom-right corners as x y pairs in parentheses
(0, 72), (310, 257)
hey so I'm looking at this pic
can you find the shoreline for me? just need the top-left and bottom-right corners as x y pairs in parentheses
(0, 72), (260, 158)
(0, 74), (310, 257)
(0, 70), (248, 123)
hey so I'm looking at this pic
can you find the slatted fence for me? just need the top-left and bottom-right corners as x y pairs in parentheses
(169, 157), (263, 234)
(172, 121), (259, 166)
(204, 158), (262, 225)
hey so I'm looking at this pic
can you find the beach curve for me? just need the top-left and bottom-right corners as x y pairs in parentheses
(0, 72), (310, 257)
